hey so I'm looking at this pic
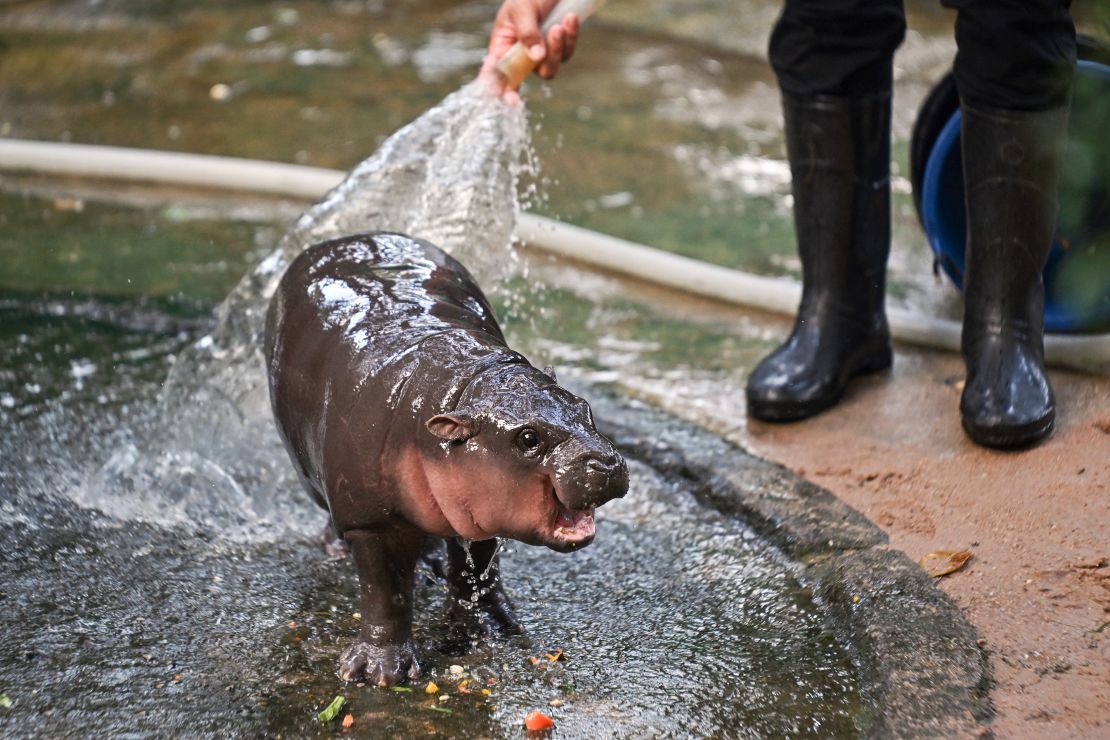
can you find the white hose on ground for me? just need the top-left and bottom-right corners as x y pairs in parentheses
(1, 138), (1107, 370)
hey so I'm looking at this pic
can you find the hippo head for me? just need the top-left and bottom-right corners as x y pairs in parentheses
(423, 366), (628, 552)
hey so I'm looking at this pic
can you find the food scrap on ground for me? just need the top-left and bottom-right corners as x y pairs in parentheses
(390, 686), (412, 693)
(546, 649), (565, 663)
(425, 681), (439, 694)
(524, 710), (555, 731)
(341, 713), (354, 728)
(317, 695), (347, 723)
(920, 549), (973, 577)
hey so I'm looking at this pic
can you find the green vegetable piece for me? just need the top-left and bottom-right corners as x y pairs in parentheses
(317, 695), (347, 723)
(426, 705), (453, 714)
(0, 694), (11, 709)
(390, 686), (413, 693)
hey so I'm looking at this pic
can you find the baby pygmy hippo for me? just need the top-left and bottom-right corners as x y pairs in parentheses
(265, 232), (628, 686)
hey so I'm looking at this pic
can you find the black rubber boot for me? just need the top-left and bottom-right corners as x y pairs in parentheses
(958, 104), (1067, 449)
(746, 93), (893, 422)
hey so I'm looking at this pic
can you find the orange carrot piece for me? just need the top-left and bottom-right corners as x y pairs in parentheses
(524, 710), (554, 731)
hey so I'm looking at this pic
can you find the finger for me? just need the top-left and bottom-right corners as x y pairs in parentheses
(537, 24), (564, 79)
(561, 14), (579, 62)
(508, 4), (546, 62)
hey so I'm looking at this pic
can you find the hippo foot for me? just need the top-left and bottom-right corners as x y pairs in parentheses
(337, 639), (421, 686)
(447, 589), (525, 639)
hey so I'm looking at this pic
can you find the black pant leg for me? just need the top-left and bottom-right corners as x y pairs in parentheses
(769, 0), (906, 98)
(943, 0), (1076, 110)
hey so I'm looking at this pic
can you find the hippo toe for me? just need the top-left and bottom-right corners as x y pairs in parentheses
(338, 639), (422, 687)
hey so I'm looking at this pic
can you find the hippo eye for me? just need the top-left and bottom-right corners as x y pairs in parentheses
(516, 428), (542, 453)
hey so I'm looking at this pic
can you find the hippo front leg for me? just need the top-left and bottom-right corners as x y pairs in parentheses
(338, 528), (424, 686)
(446, 538), (524, 638)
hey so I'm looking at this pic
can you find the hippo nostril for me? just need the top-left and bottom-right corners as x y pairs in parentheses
(586, 459), (608, 474)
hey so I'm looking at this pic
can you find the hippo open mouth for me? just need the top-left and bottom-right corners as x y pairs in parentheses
(549, 480), (595, 548)
(555, 504), (595, 540)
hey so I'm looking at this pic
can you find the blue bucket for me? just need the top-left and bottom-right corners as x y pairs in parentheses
(918, 58), (1110, 333)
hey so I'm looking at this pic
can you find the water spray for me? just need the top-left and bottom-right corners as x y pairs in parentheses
(494, 0), (606, 90)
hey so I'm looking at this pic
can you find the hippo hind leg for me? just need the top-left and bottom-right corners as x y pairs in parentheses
(445, 538), (525, 639)
(338, 527), (424, 686)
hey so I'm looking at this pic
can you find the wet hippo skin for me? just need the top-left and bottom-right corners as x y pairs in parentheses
(265, 232), (628, 686)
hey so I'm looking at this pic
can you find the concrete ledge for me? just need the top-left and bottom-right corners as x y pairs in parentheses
(807, 549), (991, 736)
(589, 392), (991, 737)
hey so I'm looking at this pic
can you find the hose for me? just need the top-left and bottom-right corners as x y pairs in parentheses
(1, 138), (1107, 370)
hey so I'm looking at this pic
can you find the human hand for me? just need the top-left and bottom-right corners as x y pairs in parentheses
(480, 0), (580, 101)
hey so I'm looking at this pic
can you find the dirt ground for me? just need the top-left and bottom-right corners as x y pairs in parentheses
(740, 343), (1110, 738)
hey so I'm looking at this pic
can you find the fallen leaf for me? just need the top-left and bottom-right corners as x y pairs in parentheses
(524, 710), (554, 731)
(317, 695), (347, 723)
(546, 649), (565, 663)
(424, 681), (439, 695)
(920, 550), (972, 577)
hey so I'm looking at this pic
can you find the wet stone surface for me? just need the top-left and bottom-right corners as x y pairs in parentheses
(590, 392), (888, 559)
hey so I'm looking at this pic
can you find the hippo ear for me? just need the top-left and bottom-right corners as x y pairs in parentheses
(425, 412), (479, 442)
(542, 365), (557, 382)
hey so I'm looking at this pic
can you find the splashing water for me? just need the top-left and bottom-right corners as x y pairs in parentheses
(80, 80), (536, 537)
